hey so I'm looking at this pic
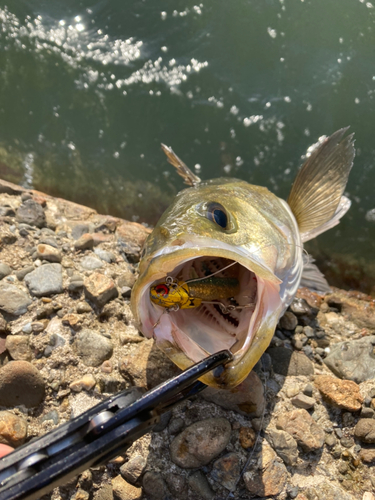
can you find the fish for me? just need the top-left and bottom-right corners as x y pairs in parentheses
(131, 128), (355, 389)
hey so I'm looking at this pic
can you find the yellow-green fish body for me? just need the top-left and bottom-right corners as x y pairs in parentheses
(131, 129), (355, 389)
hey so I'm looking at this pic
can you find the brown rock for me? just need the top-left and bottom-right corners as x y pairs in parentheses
(314, 375), (363, 411)
(211, 452), (241, 491)
(0, 361), (45, 407)
(5, 335), (32, 361)
(119, 339), (179, 389)
(0, 410), (27, 447)
(243, 442), (288, 497)
(112, 475), (142, 500)
(276, 409), (325, 452)
(170, 417), (231, 468)
(83, 272), (118, 308)
(36, 244), (62, 263)
(74, 233), (94, 251)
(359, 448), (375, 463)
(354, 419), (375, 443)
(202, 371), (265, 417)
(239, 427), (257, 449)
(279, 311), (298, 330)
(116, 221), (151, 249)
(62, 313), (82, 330)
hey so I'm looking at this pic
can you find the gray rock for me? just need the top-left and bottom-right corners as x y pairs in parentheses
(75, 329), (113, 367)
(15, 266), (34, 281)
(94, 248), (116, 263)
(211, 452), (241, 491)
(0, 282), (32, 315)
(142, 471), (168, 500)
(0, 263), (11, 280)
(0, 360), (45, 407)
(324, 336), (375, 383)
(291, 393), (315, 410)
(279, 311), (298, 330)
(170, 417), (231, 468)
(267, 347), (314, 376)
(41, 410), (60, 425)
(16, 199), (46, 228)
(169, 417), (185, 435)
(304, 481), (356, 500)
(24, 264), (63, 297)
(188, 470), (214, 500)
(360, 407), (375, 418)
(164, 474), (187, 498)
(80, 255), (103, 270)
(71, 224), (90, 240)
(266, 428), (298, 465)
(120, 455), (146, 484)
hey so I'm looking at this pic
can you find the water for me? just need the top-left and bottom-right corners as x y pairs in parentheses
(0, 0), (374, 292)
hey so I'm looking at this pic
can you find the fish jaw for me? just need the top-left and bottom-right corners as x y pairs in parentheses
(131, 239), (283, 389)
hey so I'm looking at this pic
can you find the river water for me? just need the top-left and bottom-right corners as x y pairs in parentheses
(0, 0), (374, 292)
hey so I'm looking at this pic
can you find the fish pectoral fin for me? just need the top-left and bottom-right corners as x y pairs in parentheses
(300, 253), (331, 294)
(300, 195), (351, 242)
(287, 128), (355, 235)
(161, 143), (201, 187)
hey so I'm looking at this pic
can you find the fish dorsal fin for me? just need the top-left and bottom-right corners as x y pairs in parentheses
(287, 128), (355, 234)
(161, 144), (201, 187)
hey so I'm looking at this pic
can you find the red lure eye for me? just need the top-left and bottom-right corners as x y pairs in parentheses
(155, 284), (169, 296)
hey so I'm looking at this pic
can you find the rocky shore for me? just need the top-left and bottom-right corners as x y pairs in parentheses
(0, 178), (375, 500)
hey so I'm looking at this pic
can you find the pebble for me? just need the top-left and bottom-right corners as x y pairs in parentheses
(211, 452), (241, 491)
(75, 329), (113, 367)
(69, 374), (96, 392)
(0, 360), (45, 407)
(72, 224), (91, 240)
(164, 473), (186, 498)
(359, 448), (375, 463)
(361, 407), (375, 418)
(187, 470), (214, 500)
(70, 489), (89, 500)
(16, 199), (46, 228)
(36, 244), (62, 263)
(276, 409), (325, 452)
(76, 301), (92, 314)
(80, 255), (103, 270)
(291, 393), (315, 410)
(15, 266), (34, 281)
(290, 298), (313, 316)
(100, 360), (113, 373)
(0, 282), (32, 316)
(324, 336), (375, 383)
(243, 442), (288, 497)
(325, 433), (336, 447)
(266, 428), (298, 465)
(24, 264), (63, 297)
(169, 417), (185, 435)
(117, 267), (136, 289)
(354, 419), (375, 443)
(0, 410), (27, 447)
(0, 263), (11, 280)
(120, 455), (146, 484)
(279, 311), (298, 330)
(314, 375), (363, 411)
(111, 475), (142, 500)
(239, 426), (257, 449)
(304, 480), (356, 500)
(83, 272), (118, 308)
(41, 410), (59, 425)
(5, 335), (32, 361)
(303, 383), (314, 397)
(94, 247), (116, 263)
(267, 347), (314, 376)
(170, 417), (231, 468)
(142, 471), (167, 500)
(202, 371), (264, 417)
(119, 339), (179, 390)
(74, 233), (94, 251)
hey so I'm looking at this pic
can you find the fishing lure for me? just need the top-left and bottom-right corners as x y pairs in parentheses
(150, 276), (240, 310)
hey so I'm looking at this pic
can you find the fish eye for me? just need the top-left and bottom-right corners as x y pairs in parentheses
(155, 284), (169, 296)
(206, 202), (228, 229)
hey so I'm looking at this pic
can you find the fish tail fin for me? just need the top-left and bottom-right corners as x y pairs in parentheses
(287, 128), (355, 239)
(300, 254), (331, 294)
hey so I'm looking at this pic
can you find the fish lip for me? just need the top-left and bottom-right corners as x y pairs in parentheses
(132, 237), (282, 388)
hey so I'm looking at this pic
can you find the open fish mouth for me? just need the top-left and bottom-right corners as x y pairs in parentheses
(151, 256), (257, 355)
(133, 243), (283, 388)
